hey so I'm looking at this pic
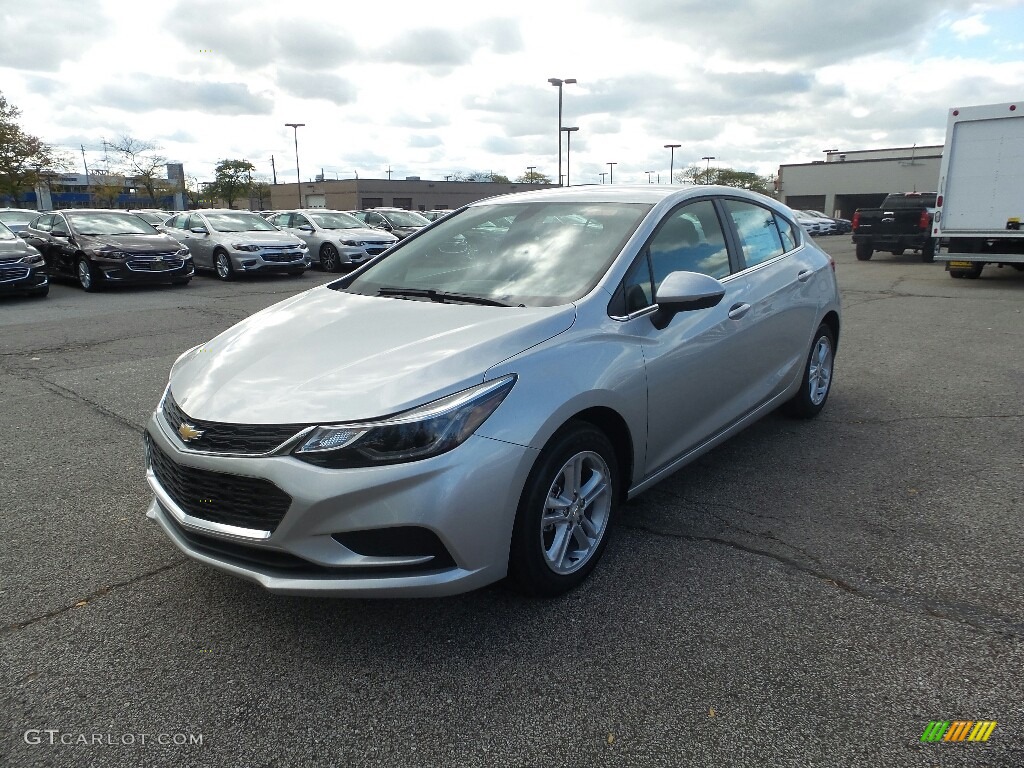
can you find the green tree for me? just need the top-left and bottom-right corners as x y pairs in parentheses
(0, 92), (63, 205)
(250, 178), (272, 210)
(516, 170), (552, 184)
(677, 164), (773, 194)
(209, 159), (255, 208)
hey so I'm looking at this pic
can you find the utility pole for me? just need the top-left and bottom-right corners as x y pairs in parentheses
(270, 155), (277, 184)
(81, 145), (91, 188)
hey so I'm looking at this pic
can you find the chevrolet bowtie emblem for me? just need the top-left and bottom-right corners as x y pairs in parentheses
(178, 422), (204, 442)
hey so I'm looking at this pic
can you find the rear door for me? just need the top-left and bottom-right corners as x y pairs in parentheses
(720, 199), (821, 412)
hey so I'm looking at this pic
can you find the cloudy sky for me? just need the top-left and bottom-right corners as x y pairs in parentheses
(2, 0), (1023, 186)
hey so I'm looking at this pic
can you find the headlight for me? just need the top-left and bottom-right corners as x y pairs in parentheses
(95, 249), (127, 259)
(19, 252), (44, 265)
(340, 239), (362, 247)
(175, 248), (189, 258)
(231, 243), (261, 252)
(294, 375), (516, 468)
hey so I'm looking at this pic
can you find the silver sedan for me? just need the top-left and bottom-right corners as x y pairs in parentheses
(267, 210), (398, 272)
(144, 185), (840, 598)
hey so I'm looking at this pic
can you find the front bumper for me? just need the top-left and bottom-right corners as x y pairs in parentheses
(144, 408), (537, 596)
(231, 248), (308, 273)
(95, 257), (194, 283)
(0, 263), (48, 293)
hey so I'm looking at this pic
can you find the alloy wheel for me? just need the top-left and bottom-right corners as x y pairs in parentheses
(540, 451), (612, 575)
(808, 336), (833, 405)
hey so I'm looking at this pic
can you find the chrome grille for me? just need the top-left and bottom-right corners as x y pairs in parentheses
(163, 392), (307, 455)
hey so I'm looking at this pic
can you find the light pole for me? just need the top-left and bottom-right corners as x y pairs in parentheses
(561, 127), (579, 186)
(664, 144), (681, 184)
(701, 155), (716, 184)
(607, 162), (617, 184)
(285, 122), (304, 205)
(645, 171), (655, 183)
(548, 77), (577, 187)
(599, 172), (608, 184)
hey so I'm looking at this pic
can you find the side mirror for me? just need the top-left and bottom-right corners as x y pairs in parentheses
(51, 230), (69, 238)
(651, 271), (726, 329)
(298, 224), (314, 232)
(190, 226), (208, 234)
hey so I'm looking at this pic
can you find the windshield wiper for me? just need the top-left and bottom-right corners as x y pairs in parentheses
(376, 287), (513, 307)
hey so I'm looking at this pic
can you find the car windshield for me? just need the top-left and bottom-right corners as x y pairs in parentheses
(204, 213), (278, 232)
(341, 201), (652, 307)
(0, 211), (35, 227)
(382, 210), (430, 227)
(0, 222), (16, 240)
(67, 212), (157, 235)
(310, 212), (364, 229)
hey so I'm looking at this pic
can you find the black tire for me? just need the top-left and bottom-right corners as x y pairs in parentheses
(320, 243), (342, 272)
(783, 323), (835, 419)
(950, 263), (983, 280)
(508, 422), (619, 597)
(921, 239), (935, 263)
(855, 243), (873, 261)
(214, 250), (235, 281)
(77, 257), (100, 292)
(891, 248), (905, 256)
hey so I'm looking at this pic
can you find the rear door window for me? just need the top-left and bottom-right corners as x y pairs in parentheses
(723, 200), (785, 269)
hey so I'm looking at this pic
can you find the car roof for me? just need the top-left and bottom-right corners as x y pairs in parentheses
(465, 184), (782, 210)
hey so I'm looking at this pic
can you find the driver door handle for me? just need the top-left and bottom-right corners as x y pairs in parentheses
(728, 302), (751, 320)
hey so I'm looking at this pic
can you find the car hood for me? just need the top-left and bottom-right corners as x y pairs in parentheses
(170, 287), (576, 424)
(213, 230), (303, 247)
(78, 233), (184, 251)
(0, 238), (39, 260)
(328, 227), (397, 242)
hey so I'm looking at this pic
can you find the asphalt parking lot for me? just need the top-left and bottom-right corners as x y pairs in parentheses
(2, 239), (1022, 768)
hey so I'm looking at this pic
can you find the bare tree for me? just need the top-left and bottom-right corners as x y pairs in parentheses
(109, 135), (168, 206)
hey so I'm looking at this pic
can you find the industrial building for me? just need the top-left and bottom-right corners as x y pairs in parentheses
(777, 146), (942, 219)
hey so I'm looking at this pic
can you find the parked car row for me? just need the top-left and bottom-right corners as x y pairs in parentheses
(795, 209), (852, 236)
(1, 206), (439, 297)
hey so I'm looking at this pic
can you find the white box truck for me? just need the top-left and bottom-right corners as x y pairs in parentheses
(933, 100), (1024, 279)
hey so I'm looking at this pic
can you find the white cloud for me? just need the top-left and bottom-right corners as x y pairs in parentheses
(949, 14), (991, 38)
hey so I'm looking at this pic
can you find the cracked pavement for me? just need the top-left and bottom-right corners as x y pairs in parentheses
(1, 243), (1022, 767)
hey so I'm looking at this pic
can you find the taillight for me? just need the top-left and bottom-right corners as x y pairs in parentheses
(936, 195), (943, 207)
(830, 256), (836, 272)
(919, 209), (930, 230)
(852, 211), (861, 230)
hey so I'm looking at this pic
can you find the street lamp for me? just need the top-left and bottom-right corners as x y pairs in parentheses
(701, 156), (716, 184)
(599, 172), (608, 184)
(561, 127), (579, 186)
(285, 122), (305, 205)
(645, 171), (655, 183)
(607, 161), (617, 184)
(548, 77), (577, 187)
(664, 144), (681, 184)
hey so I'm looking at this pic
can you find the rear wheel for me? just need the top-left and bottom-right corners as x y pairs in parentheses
(77, 257), (99, 292)
(214, 251), (235, 281)
(950, 263), (983, 279)
(509, 423), (618, 597)
(320, 243), (341, 272)
(783, 324), (835, 419)
(855, 243), (873, 261)
(921, 239), (936, 263)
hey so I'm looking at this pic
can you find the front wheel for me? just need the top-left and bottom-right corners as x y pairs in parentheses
(214, 251), (235, 281)
(319, 243), (341, 272)
(508, 423), (619, 597)
(783, 324), (835, 419)
(855, 243), (873, 261)
(77, 257), (99, 292)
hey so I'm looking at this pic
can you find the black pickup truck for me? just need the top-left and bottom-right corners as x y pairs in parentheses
(851, 192), (937, 262)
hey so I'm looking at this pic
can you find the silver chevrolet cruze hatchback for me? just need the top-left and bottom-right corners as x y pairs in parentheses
(145, 185), (840, 597)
